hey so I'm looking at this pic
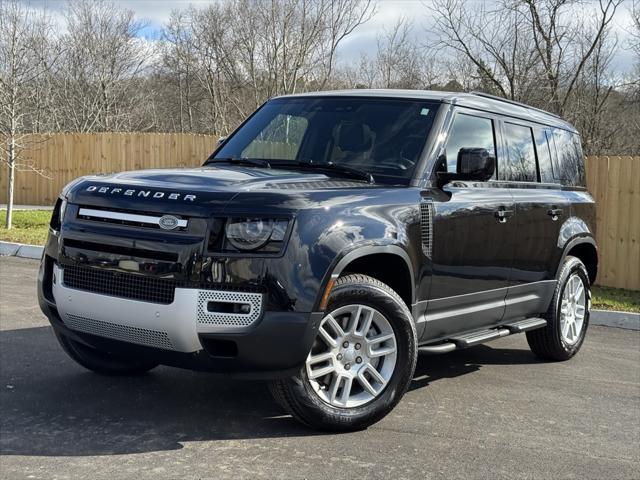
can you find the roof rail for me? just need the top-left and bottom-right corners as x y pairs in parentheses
(469, 91), (562, 119)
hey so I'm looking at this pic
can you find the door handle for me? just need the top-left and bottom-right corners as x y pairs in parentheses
(495, 208), (514, 223)
(547, 208), (563, 220)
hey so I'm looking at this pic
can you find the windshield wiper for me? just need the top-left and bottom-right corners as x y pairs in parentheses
(270, 160), (374, 183)
(205, 157), (271, 168)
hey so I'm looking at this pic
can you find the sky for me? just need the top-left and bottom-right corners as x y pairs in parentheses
(29, 0), (638, 74)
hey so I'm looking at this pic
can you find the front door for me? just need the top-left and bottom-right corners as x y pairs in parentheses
(421, 110), (516, 342)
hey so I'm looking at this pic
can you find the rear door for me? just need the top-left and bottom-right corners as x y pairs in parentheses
(421, 109), (516, 342)
(499, 121), (568, 320)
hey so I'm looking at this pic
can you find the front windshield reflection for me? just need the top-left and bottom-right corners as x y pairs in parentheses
(214, 97), (440, 185)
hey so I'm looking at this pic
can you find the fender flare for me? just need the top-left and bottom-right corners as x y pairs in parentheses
(316, 245), (416, 310)
(555, 235), (597, 279)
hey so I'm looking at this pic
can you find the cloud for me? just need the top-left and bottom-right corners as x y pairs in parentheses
(28, 0), (637, 73)
(338, 0), (436, 58)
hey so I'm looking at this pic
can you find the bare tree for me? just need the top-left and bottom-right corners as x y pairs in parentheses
(630, 0), (640, 90)
(431, 0), (540, 101)
(343, 18), (441, 89)
(158, 0), (375, 135)
(522, 0), (623, 115)
(225, 0), (375, 107)
(158, 10), (200, 133)
(51, 0), (151, 132)
(2, 0), (637, 163)
(376, 18), (431, 88)
(567, 25), (619, 153)
(431, 0), (622, 116)
(0, 0), (55, 228)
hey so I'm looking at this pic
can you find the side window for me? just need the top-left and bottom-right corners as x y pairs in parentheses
(444, 114), (496, 173)
(501, 122), (537, 182)
(572, 135), (586, 187)
(534, 127), (555, 183)
(551, 128), (584, 186)
(242, 114), (308, 160)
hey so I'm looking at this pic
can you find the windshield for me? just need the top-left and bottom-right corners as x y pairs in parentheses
(213, 97), (440, 185)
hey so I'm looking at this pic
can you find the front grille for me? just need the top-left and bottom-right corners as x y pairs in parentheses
(63, 265), (176, 304)
(76, 205), (188, 231)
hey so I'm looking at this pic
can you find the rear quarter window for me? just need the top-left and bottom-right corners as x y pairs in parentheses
(550, 129), (585, 187)
(534, 128), (555, 183)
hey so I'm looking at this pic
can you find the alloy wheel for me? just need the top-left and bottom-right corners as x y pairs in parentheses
(305, 304), (397, 408)
(559, 273), (587, 345)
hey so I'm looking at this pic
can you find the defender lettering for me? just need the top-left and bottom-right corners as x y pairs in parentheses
(85, 185), (196, 201)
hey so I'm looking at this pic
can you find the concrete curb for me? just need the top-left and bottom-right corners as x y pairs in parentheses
(0, 241), (43, 260)
(591, 309), (639, 331)
(0, 205), (53, 211)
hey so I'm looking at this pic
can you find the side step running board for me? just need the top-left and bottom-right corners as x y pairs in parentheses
(449, 327), (511, 348)
(419, 317), (547, 355)
(502, 317), (547, 333)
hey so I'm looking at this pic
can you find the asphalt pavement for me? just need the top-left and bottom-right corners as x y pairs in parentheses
(1, 256), (639, 480)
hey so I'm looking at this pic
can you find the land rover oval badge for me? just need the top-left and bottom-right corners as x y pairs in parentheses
(159, 215), (180, 230)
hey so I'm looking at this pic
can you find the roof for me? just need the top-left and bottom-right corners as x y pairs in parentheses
(274, 89), (578, 133)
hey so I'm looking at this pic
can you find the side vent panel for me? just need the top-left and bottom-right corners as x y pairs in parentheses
(420, 202), (433, 257)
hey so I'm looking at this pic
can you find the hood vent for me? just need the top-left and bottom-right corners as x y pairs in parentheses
(264, 180), (366, 190)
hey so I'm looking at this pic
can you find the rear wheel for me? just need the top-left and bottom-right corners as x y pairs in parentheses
(269, 274), (417, 431)
(527, 256), (591, 361)
(56, 333), (159, 375)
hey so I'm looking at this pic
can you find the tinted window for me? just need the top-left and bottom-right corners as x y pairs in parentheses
(551, 129), (585, 186)
(533, 127), (555, 183)
(216, 98), (439, 185)
(242, 114), (308, 159)
(444, 114), (496, 173)
(572, 135), (586, 187)
(501, 122), (537, 182)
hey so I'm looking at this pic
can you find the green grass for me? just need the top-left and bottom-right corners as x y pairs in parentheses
(592, 286), (640, 314)
(0, 209), (51, 245)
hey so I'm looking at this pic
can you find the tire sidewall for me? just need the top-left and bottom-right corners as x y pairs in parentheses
(552, 258), (591, 357)
(290, 277), (417, 429)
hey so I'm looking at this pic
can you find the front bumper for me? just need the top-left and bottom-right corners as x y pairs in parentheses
(39, 260), (323, 379)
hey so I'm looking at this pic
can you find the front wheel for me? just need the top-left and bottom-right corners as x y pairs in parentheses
(527, 256), (591, 361)
(269, 274), (417, 432)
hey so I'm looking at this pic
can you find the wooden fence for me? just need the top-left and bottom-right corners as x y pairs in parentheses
(585, 156), (640, 291)
(0, 134), (638, 290)
(0, 133), (218, 206)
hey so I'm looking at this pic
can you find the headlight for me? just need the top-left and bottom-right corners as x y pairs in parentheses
(225, 218), (289, 252)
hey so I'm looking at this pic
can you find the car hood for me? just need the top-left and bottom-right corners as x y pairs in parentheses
(64, 165), (373, 216)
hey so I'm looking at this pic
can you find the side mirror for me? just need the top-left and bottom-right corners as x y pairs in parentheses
(457, 148), (495, 180)
(436, 148), (495, 187)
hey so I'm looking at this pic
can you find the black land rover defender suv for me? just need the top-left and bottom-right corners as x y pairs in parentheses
(38, 90), (597, 431)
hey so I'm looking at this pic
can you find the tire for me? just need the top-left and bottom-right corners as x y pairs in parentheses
(526, 256), (591, 361)
(56, 332), (159, 375)
(269, 274), (417, 432)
